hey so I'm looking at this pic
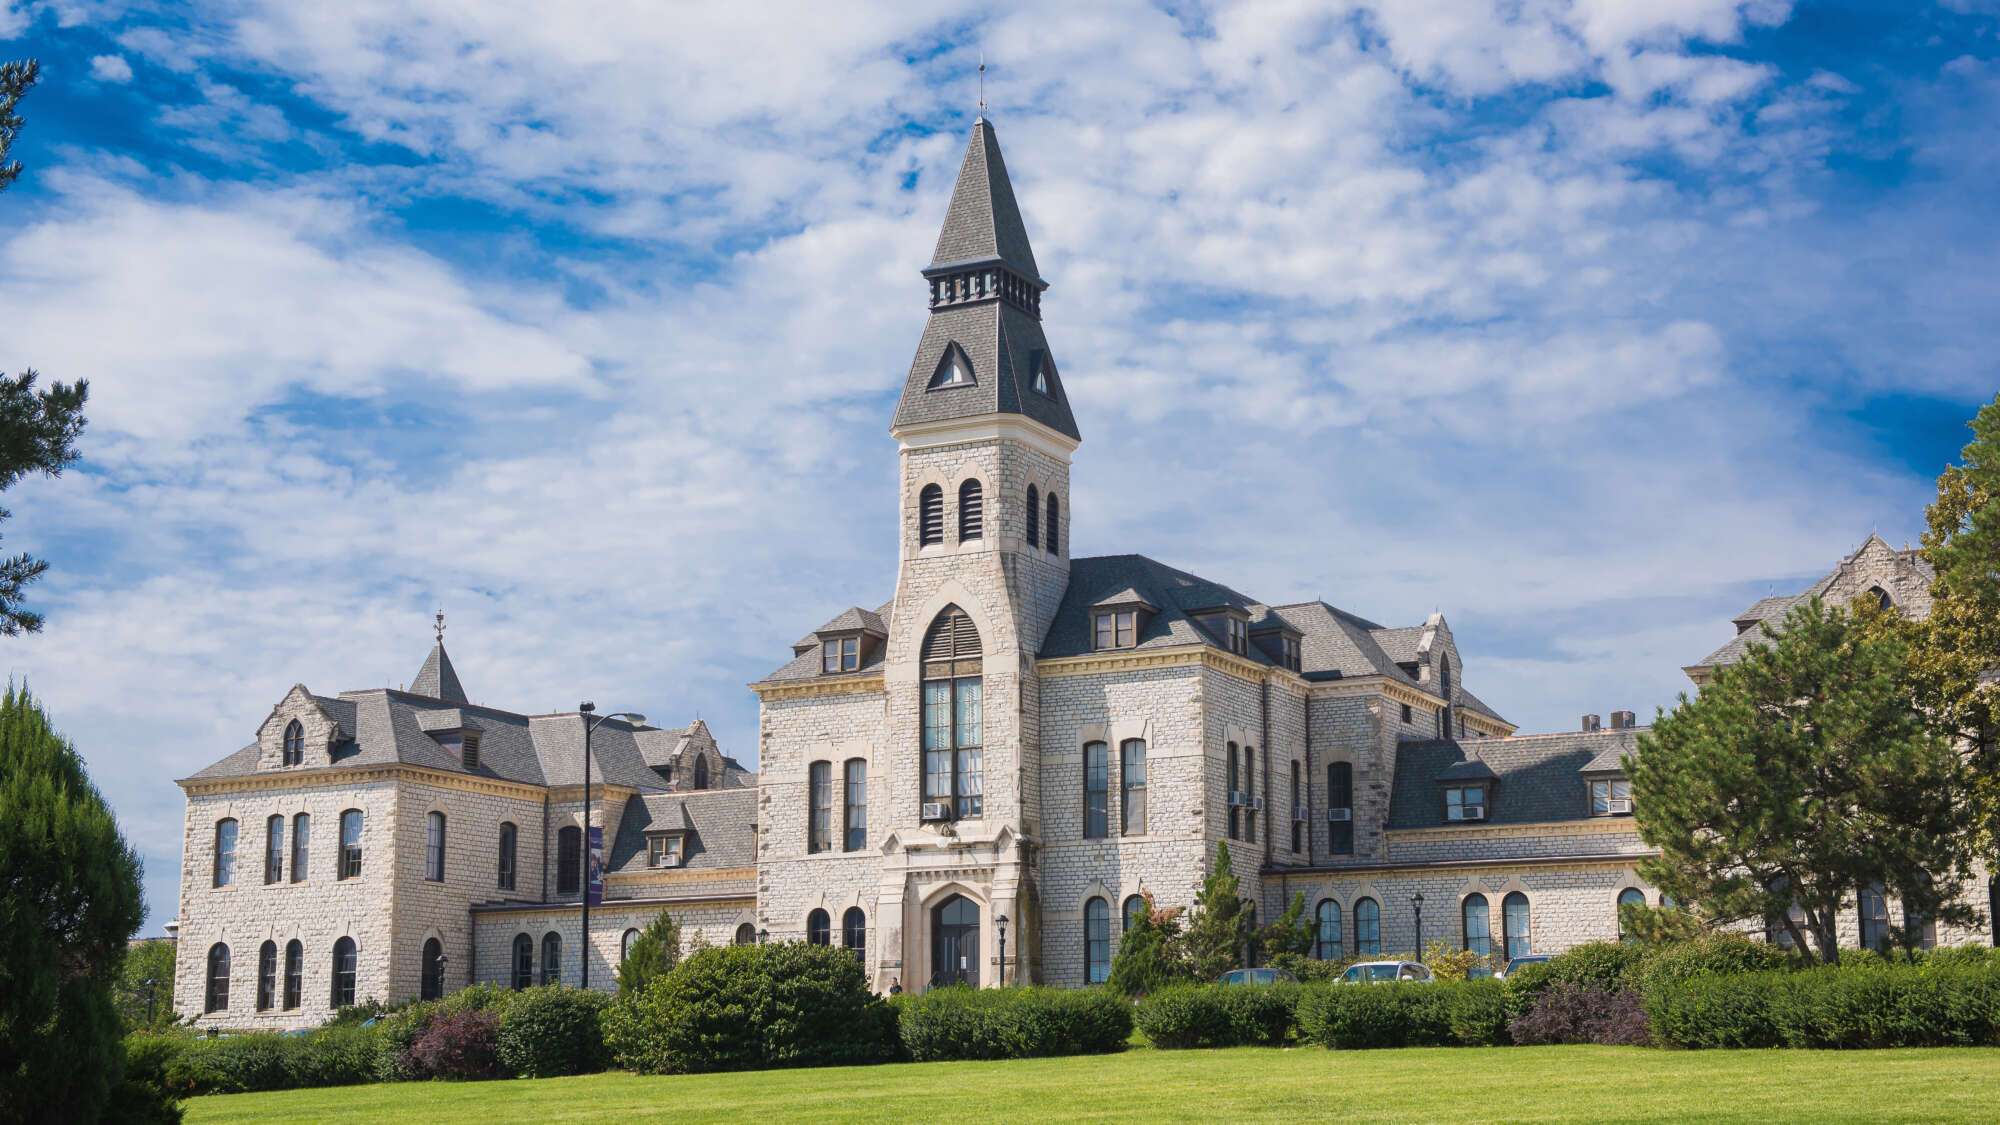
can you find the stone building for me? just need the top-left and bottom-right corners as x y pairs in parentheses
(173, 119), (1991, 1026)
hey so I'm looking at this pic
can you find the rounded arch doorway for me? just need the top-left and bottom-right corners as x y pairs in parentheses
(931, 894), (981, 989)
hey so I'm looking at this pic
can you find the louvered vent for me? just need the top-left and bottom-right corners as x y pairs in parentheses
(922, 607), (983, 676)
(1026, 485), (1040, 548)
(958, 479), (983, 542)
(919, 484), (944, 545)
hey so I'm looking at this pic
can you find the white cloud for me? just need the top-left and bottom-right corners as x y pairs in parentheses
(88, 52), (131, 82)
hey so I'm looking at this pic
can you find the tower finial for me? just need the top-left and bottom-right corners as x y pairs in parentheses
(434, 608), (446, 645)
(977, 52), (985, 119)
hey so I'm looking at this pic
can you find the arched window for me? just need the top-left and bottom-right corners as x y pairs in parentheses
(282, 719), (304, 766)
(921, 607), (984, 820)
(1226, 742), (1241, 841)
(844, 759), (867, 852)
(1083, 741), (1109, 839)
(557, 825), (582, 895)
(807, 908), (831, 945)
(283, 940), (303, 1009)
(1124, 894), (1147, 931)
(958, 478), (984, 542)
(1353, 898), (1380, 957)
(497, 822), (517, 890)
(1290, 760), (1303, 853)
(1327, 761), (1354, 855)
(1462, 895), (1491, 956)
(1085, 897), (1112, 984)
(1315, 900), (1344, 960)
(1503, 893), (1531, 961)
(256, 940), (278, 1011)
(1616, 888), (1647, 942)
(512, 934), (534, 990)
(330, 937), (357, 1009)
(540, 932), (561, 986)
(929, 344), (973, 388)
(1026, 485), (1040, 548)
(212, 818), (238, 887)
(621, 929), (641, 963)
(205, 943), (230, 1013)
(290, 812), (309, 883)
(734, 922), (757, 946)
(1121, 739), (1148, 836)
(693, 755), (709, 790)
(1438, 656), (1454, 737)
(425, 811), (447, 882)
(422, 938), (445, 1000)
(265, 814), (285, 884)
(1241, 744), (1258, 843)
(1866, 585), (1893, 612)
(338, 809), (363, 879)
(1046, 492), (1060, 555)
(1859, 884), (1890, 953)
(918, 484), (944, 546)
(843, 907), (866, 959)
(808, 761), (833, 853)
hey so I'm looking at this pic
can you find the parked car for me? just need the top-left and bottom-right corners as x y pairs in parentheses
(1339, 960), (1434, 984)
(1500, 954), (1551, 979)
(1218, 967), (1299, 986)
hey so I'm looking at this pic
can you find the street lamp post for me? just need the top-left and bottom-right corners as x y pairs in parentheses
(579, 701), (646, 991)
(142, 978), (158, 1027)
(996, 914), (1009, 988)
(1413, 893), (1425, 964)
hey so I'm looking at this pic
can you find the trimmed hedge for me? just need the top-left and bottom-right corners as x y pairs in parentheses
(1297, 981), (1508, 1050)
(496, 986), (610, 1078)
(895, 986), (1131, 1061)
(1647, 964), (2000, 1049)
(1134, 984), (1299, 1049)
(603, 943), (899, 1075)
(1633, 933), (1792, 998)
(151, 1025), (382, 1097)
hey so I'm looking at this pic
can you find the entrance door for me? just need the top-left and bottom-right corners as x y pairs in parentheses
(931, 894), (981, 988)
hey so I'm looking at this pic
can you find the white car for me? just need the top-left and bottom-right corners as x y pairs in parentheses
(1339, 960), (1435, 984)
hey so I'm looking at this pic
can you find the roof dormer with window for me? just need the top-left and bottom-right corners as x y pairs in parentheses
(1091, 589), (1157, 651)
(1190, 606), (1252, 657)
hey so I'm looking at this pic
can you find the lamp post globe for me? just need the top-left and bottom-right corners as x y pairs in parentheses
(578, 703), (646, 991)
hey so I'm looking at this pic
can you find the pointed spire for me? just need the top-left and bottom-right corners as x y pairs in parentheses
(410, 613), (468, 704)
(930, 118), (1040, 281)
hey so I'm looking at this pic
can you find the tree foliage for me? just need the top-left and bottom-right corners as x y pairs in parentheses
(117, 939), (180, 1032)
(615, 909), (681, 996)
(0, 685), (147, 1122)
(1256, 891), (1315, 963)
(1106, 891), (1187, 997)
(1174, 840), (1255, 981)
(1630, 598), (1975, 963)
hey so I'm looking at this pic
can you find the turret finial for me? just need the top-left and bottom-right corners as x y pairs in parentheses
(434, 608), (446, 645)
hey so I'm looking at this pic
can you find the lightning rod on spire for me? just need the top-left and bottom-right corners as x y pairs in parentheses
(978, 52), (986, 119)
(434, 608), (446, 645)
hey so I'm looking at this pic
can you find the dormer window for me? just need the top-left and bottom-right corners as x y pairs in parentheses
(1281, 636), (1301, 672)
(1445, 785), (1487, 822)
(1032, 353), (1054, 397)
(463, 733), (481, 771)
(1225, 616), (1248, 656)
(1589, 778), (1632, 817)
(1094, 610), (1139, 650)
(929, 345), (974, 389)
(282, 720), (304, 766)
(646, 833), (685, 868)
(822, 636), (860, 673)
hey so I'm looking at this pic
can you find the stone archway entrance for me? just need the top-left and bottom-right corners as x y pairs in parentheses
(931, 894), (980, 988)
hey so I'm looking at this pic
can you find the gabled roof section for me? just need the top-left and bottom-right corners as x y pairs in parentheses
(607, 788), (758, 875)
(931, 118), (1039, 280)
(1389, 729), (1645, 829)
(1690, 534), (1936, 676)
(410, 642), (468, 704)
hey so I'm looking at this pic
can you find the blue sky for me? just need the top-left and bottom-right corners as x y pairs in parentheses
(3, 0), (1995, 932)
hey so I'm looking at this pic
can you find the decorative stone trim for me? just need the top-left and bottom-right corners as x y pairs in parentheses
(1265, 850), (1661, 877)
(1385, 818), (1641, 843)
(751, 674), (887, 701)
(470, 892), (754, 916)
(179, 763), (546, 802)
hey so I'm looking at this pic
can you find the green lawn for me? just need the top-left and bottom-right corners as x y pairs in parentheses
(184, 1045), (2000, 1124)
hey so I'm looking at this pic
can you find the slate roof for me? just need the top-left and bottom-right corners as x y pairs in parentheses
(410, 643), (468, 704)
(762, 601), (895, 683)
(1388, 729), (1643, 829)
(607, 788), (758, 875)
(1041, 555), (1270, 660)
(930, 117), (1039, 280)
(1259, 601), (1415, 685)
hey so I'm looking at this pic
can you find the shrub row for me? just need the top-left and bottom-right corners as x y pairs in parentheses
(1297, 980), (1510, 1049)
(895, 986), (1132, 1061)
(1647, 963), (2000, 1049)
(1133, 984), (1299, 1049)
(147, 1024), (383, 1097)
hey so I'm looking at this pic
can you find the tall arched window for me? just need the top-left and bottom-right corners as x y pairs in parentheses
(256, 940), (278, 1011)
(212, 818), (238, 887)
(1616, 888), (1647, 942)
(497, 822), (517, 890)
(421, 938), (445, 1000)
(958, 478), (983, 542)
(1315, 900), (1344, 960)
(338, 809), (363, 879)
(1085, 897), (1111, 984)
(1124, 895), (1147, 932)
(1354, 898), (1381, 956)
(1121, 739), (1148, 836)
(1866, 585), (1893, 612)
(1859, 884), (1890, 953)
(1227, 742), (1241, 840)
(1463, 895), (1491, 956)
(843, 907), (866, 960)
(1327, 761), (1354, 855)
(1026, 485), (1040, 547)
(1045, 492), (1060, 555)
(205, 943), (230, 1013)
(1438, 656), (1454, 737)
(807, 908), (831, 946)
(282, 719), (304, 766)
(425, 811), (447, 882)
(557, 825), (582, 895)
(808, 761), (833, 853)
(290, 812), (309, 883)
(1241, 744), (1258, 842)
(918, 484), (944, 546)
(1082, 741), (1109, 839)
(734, 922), (757, 946)
(1290, 760), (1303, 853)
(843, 759), (867, 852)
(540, 932), (561, 986)
(693, 755), (709, 790)
(265, 814), (285, 884)
(921, 607), (984, 820)
(621, 929), (641, 963)
(283, 940), (303, 1009)
(1503, 893), (1532, 961)
(511, 934), (534, 990)
(330, 937), (357, 1009)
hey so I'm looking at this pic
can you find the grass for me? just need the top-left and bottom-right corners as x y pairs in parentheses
(183, 1045), (2000, 1124)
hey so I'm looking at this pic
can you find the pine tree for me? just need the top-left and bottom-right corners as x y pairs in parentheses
(615, 909), (682, 995)
(1105, 892), (1187, 998)
(1174, 840), (1254, 979)
(1258, 891), (1314, 961)
(1630, 598), (1976, 963)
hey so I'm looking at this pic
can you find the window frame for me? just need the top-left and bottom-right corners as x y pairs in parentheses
(1315, 899), (1344, 961)
(265, 814), (285, 884)
(807, 908), (831, 946)
(1616, 888), (1647, 942)
(621, 928), (641, 964)
(498, 821), (517, 890)
(1083, 740), (1109, 840)
(958, 478), (984, 542)
(1444, 784), (1487, 821)
(205, 943), (230, 1013)
(842, 907), (866, 960)
(646, 833), (685, 868)
(1353, 898), (1381, 957)
(808, 760), (834, 854)
(283, 939), (303, 1010)
(1026, 484), (1040, 547)
(421, 937), (445, 1001)
(213, 818), (238, 888)
(1589, 777), (1633, 817)
(425, 810), (447, 883)
(512, 933), (534, 990)
(1503, 892), (1532, 961)
(557, 825), (582, 895)
(1463, 894), (1491, 956)
(330, 936), (358, 1009)
(290, 812), (309, 883)
(540, 932), (561, 987)
(337, 808), (363, 880)
(1045, 492), (1060, 555)
(843, 758), (867, 852)
(1327, 761), (1355, 855)
(282, 718), (304, 766)
(1120, 739), (1148, 836)
(256, 940), (278, 1011)
(821, 635), (861, 674)
(918, 483), (944, 546)
(1084, 897), (1112, 984)
(1290, 759), (1303, 853)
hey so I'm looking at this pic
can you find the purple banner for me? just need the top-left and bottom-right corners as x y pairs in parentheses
(586, 825), (604, 906)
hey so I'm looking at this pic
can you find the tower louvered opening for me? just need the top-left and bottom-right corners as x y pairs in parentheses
(919, 484), (944, 545)
(922, 606), (983, 677)
(1026, 484), (1040, 548)
(958, 479), (983, 542)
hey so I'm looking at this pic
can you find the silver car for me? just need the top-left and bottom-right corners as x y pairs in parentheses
(1339, 960), (1435, 983)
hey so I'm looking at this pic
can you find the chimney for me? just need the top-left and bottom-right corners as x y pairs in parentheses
(1581, 714), (1601, 732)
(1611, 710), (1636, 730)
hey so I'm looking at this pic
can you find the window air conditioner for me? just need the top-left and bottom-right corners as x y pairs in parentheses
(1327, 808), (1353, 823)
(1606, 798), (1633, 815)
(1251, 796), (1266, 813)
(921, 802), (950, 821)
(1448, 805), (1487, 822)
(1228, 791), (1247, 808)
